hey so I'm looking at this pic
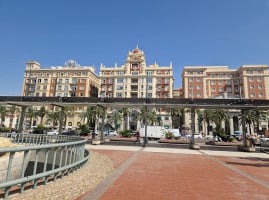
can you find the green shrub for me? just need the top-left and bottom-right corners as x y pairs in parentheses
(32, 124), (48, 134)
(165, 131), (174, 139)
(213, 128), (229, 142)
(0, 127), (10, 133)
(119, 130), (133, 137)
(79, 124), (90, 136)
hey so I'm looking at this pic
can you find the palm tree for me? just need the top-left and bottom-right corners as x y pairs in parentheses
(80, 106), (97, 129)
(26, 107), (38, 129)
(36, 106), (47, 124)
(252, 108), (268, 134)
(120, 107), (130, 130)
(62, 106), (75, 128)
(202, 109), (214, 135)
(240, 109), (255, 136)
(137, 106), (149, 126)
(0, 105), (8, 127)
(95, 106), (105, 131)
(167, 107), (184, 128)
(147, 110), (157, 125)
(46, 111), (60, 127)
(212, 109), (229, 139)
(108, 110), (122, 131)
(8, 105), (19, 129)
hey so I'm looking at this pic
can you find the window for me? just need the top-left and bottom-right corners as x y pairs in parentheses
(116, 93), (122, 97)
(132, 72), (138, 76)
(36, 86), (40, 90)
(197, 92), (202, 97)
(196, 77), (201, 82)
(258, 92), (263, 97)
(211, 88), (216, 92)
(218, 80), (223, 85)
(197, 85), (201, 90)
(157, 78), (161, 83)
(258, 84), (263, 89)
(38, 79), (41, 83)
(249, 77), (254, 82)
(80, 79), (86, 83)
(72, 78), (77, 84)
(82, 72), (87, 76)
(79, 86), (85, 90)
(147, 78), (152, 83)
(189, 77), (194, 82)
(109, 79), (113, 84)
(65, 79), (69, 83)
(101, 79), (106, 84)
(219, 88), (224, 92)
(250, 92), (255, 97)
(44, 79), (48, 83)
(116, 85), (123, 90)
(58, 79), (62, 84)
(211, 80), (216, 85)
(257, 77), (262, 82)
(58, 86), (62, 90)
(43, 85), (47, 90)
(226, 80), (231, 85)
(117, 78), (123, 83)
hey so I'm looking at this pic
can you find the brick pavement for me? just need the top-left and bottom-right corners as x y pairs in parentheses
(80, 145), (269, 200)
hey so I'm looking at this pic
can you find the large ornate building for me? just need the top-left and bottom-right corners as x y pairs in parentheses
(22, 60), (99, 97)
(99, 47), (174, 98)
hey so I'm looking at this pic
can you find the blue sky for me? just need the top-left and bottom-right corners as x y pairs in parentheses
(1, 0), (269, 95)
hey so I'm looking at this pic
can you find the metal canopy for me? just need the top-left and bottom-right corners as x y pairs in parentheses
(0, 96), (268, 109)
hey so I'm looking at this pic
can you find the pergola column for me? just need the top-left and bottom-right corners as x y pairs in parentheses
(18, 106), (27, 133)
(229, 115), (234, 135)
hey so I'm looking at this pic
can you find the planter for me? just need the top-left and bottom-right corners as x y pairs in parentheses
(189, 143), (200, 150)
(237, 145), (256, 152)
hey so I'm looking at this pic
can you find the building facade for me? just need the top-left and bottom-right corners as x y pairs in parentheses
(182, 65), (269, 99)
(182, 65), (269, 135)
(99, 47), (174, 98)
(22, 60), (99, 97)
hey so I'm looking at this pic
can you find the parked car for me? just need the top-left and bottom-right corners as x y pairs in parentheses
(231, 131), (243, 141)
(47, 129), (59, 135)
(60, 130), (79, 136)
(206, 135), (223, 142)
(105, 130), (118, 136)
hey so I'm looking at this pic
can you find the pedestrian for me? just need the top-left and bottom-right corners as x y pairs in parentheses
(136, 131), (140, 142)
(11, 129), (17, 139)
(92, 131), (96, 141)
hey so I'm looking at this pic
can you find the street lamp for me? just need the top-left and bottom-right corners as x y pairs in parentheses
(143, 71), (149, 146)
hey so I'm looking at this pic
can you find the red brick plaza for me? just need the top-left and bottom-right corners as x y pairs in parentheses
(79, 145), (269, 200)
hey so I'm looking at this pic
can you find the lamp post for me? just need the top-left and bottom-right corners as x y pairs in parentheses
(143, 72), (149, 146)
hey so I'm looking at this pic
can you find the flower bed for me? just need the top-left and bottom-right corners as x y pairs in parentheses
(159, 138), (189, 144)
(205, 141), (242, 146)
(109, 136), (138, 142)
